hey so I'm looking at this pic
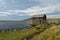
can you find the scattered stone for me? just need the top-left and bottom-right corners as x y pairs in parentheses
(13, 29), (16, 31)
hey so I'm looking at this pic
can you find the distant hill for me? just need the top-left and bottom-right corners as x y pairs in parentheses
(21, 18), (32, 22)
(0, 18), (59, 22)
(47, 18), (60, 22)
(23, 18), (60, 22)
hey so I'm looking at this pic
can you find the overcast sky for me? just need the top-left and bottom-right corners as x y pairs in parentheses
(0, 0), (60, 20)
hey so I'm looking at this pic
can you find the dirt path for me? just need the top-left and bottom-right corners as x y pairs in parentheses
(23, 28), (47, 40)
(31, 25), (60, 40)
(23, 25), (60, 40)
(23, 31), (44, 40)
(23, 32), (41, 40)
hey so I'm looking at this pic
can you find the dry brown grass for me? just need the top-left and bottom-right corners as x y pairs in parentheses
(32, 25), (60, 40)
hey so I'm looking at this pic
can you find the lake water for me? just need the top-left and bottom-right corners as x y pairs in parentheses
(0, 21), (32, 31)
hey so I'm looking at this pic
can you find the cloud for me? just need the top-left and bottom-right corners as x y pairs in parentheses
(0, 14), (7, 16)
(15, 3), (60, 16)
(0, 0), (15, 8)
(0, 12), (13, 16)
(30, 0), (60, 7)
(11, 0), (16, 3)
(0, 3), (60, 18)
(0, 0), (7, 8)
(47, 14), (60, 18)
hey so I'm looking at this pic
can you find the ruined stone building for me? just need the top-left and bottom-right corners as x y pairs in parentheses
(32, 14), (47, 26)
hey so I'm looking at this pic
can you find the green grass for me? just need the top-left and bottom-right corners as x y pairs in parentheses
(32, 25), (60, 40)
(0, 24), (51, 40)
(0, 28), (40, 40)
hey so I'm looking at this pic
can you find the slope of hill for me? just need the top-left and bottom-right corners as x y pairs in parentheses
(32, 25), (60, 40)
(22, 18), (60, 22)
(47, 18), (60, 22)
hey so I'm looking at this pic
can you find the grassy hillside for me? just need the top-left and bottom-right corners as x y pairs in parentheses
(22, 18), (60, 22)
(47, 18), (60, 22)
(0, 28), (40, 40)
(32, 25), (60, 40)
(0, 24), (51, 40)
(21, 18), (32, 22)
